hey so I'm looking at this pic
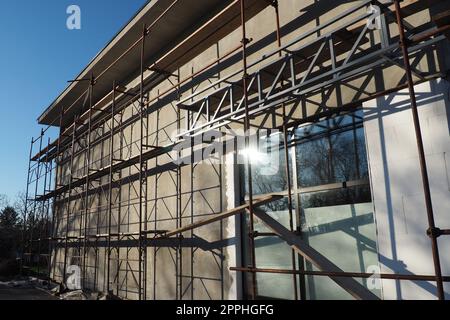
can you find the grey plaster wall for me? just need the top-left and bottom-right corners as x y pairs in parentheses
(50, 0), (447, 300)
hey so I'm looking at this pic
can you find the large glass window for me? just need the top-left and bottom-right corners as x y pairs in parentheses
(295, 115), (369, 187)
(242, 111), (380, 300)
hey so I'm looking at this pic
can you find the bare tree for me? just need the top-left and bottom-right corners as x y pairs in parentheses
(13, 191), (27, 224)
(0, 194), (9, 210)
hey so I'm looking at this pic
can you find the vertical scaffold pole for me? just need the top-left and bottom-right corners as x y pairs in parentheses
(393, 0), (445, 300)
(50, 111), (65, 281)
(139, 23), (148, 301)
(107, 80), (117, 296)
(83, 74), (95, 290)
(29, 130), (44, 275)
(240, 0), (257, 300)
(175, 71), (183, 300)
(37, 137), (51, 276)
(21, 137), (34, 274)
(63, 116), (78, 287)
(44, 137), (53, 278)
(272, 0), (299, 300)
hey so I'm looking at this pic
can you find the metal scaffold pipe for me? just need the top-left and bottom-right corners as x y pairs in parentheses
(240, 0), (257, 300)
(393, 0), (445, 300)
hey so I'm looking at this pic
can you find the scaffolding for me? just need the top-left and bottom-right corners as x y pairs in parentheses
(22, 0), (450, 300)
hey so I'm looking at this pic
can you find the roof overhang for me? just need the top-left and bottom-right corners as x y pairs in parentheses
(38, 0), (269, 127)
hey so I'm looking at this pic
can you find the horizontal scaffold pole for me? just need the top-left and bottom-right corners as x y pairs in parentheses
(154, 195), (283, 239)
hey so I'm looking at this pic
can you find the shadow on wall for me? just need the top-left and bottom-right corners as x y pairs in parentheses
(366, 78), (450, 299)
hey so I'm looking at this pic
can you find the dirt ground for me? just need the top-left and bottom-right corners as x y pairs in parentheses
(0, 281), (57, 300)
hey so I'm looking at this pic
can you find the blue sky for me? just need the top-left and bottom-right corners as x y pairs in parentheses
(0, 0), (147, 200)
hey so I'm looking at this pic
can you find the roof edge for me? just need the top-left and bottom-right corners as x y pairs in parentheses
(38, 0), (153, 125)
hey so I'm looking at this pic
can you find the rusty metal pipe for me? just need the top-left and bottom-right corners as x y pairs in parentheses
(411, 25), (450, 43)
(230, 267), (450, 282)
(393, 0), (445, 300)
(240, 0), (258, 300)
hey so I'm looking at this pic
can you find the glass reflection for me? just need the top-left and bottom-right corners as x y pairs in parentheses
(243, 111), (380, 300)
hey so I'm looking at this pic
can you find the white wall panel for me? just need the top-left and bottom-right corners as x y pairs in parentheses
(363, 78), (450, 300)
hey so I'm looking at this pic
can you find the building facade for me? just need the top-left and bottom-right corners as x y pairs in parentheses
(24, 0), (450, 300)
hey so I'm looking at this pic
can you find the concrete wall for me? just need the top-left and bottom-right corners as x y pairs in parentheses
(363, 78), (450, 299)
(49, 0), (447, 300)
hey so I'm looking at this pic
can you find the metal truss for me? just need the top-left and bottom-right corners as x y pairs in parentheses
(177, 0), (446, 138)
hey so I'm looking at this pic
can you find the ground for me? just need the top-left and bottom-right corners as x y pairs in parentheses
(0, 279), (57, 300)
